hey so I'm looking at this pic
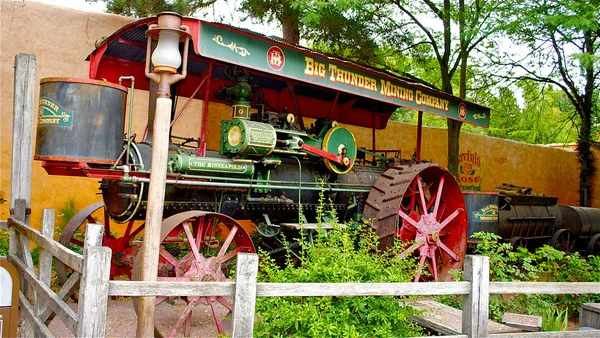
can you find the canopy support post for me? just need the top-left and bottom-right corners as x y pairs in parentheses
(416, 110), (423, 161)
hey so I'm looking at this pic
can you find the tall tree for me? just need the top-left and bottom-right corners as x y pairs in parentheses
(383, 0), (508, 175)
(240, 0), (301, 44)
(106, 0), (216, 17)
(491, 0), (600, 206)
(291, 0), (508, 176)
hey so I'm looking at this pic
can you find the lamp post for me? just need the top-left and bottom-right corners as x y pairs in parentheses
(137, 12), (190, 338)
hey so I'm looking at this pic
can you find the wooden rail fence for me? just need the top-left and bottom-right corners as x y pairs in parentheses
(6, 201), (600, 337)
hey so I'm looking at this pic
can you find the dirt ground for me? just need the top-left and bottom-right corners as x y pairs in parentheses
(46, 297), (230, 338)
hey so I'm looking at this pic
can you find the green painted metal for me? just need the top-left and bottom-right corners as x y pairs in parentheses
(221, 119), (277, 156)
(169, 151), (255, 175)
(197, 22), (490, 127)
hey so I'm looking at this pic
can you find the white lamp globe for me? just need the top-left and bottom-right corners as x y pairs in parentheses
(151, 30), (182, 71)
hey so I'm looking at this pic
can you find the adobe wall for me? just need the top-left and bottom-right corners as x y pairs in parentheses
(0, 2), (585, 230)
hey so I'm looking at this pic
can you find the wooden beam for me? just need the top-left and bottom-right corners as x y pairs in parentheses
(9, 254), (78, 335)
(10, 54), (36, 221)
(231, 253), (259, 337)
(490, 282), (600, 295)
(137, 96), (172, 337)
(77, 223), (111, 338)
(8, 217), (83, 273)
(462, 255), (490, 338)
(37, 209), (55, 316)
(109, 281), (235, 296)
(19, 292), (55, 338)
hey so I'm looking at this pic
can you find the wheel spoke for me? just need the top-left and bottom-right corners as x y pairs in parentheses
(168, 297), (199, 338)
(181, 220), (203, 264)
(70, 238), (84, 247)
(102, 208), (111, 237)
(216, 296), (233, 311)
(416, 175), (428, 215)
(398, 241), (422, 260)
(128, 223), (145, 239)
(209, 297), (226, 334)
(430, 254), (438, 281)
(156, 296), (168, 306)
(414, 254), (427, 282)
(216, 226), (239, 263)
(433, 177), (445, 217)
(435, 241), (461, 262)
(159, 247), (180, 267)
(195, 216), (206, 249)
(438, 209), (462, 230)
(398, 210), (423, 233)
(184, 311), (192, 337)
(123, 220), (134, 239)
(437, 203), (447, 222)
(221, 247), (243, 264)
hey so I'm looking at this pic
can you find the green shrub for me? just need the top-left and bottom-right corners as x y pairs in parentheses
(468, 232), (600, 322)
(253, 223), (424, 337)
(0, 229), (8, 256)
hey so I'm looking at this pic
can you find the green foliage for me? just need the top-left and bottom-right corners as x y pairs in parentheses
(467, 232), (600, 321)
(254, 224), (423, 337)
(0, 229), (8, 256)
(56, 199), (79, 239)
(106, 0), (216, 17)
(542, 307), (568, 332)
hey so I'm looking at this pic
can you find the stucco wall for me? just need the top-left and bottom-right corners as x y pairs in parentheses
(0, 2), (584, 230)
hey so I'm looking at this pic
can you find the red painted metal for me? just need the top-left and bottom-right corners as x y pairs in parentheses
(197, 61), (213, 156)
(396, 169), (467, 282)
(301, 143), (344, 164)
(171, 73), (208, 127)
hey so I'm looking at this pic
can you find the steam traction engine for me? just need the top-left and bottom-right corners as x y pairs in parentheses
(35, 13), (491, 336)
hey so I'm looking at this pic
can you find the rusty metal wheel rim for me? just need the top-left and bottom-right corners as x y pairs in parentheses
(56, 202), (145, 285)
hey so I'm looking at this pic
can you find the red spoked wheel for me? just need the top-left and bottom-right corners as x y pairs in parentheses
(363, 165), (467, 282)
(56, 202), (145, 284)
(132, 211), (255, 338)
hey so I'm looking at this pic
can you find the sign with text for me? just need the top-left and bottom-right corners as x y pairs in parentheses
(196, 22), (490, 127)
(458, 150), (484, 191)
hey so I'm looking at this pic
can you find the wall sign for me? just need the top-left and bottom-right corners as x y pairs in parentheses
(458, 150), (484, 191)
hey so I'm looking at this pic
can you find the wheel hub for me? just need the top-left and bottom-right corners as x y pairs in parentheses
(175, 254), (227, 283)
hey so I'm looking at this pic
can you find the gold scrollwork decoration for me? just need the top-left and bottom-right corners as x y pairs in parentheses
(212, 35), (251, 57)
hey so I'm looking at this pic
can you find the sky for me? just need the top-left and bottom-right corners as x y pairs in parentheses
(29, 0), (281, 36)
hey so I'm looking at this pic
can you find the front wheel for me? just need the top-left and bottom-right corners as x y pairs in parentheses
(132, 211), (255, 337)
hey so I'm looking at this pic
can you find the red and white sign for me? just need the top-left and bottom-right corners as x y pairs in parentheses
(267, 46), (285, 71)
(458, 102), (467, 120)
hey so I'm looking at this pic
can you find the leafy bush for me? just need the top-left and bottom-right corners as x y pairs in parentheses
(253, 223), (424, 337)
(469, 232), (600, 322)
(0, 229), (8, 256)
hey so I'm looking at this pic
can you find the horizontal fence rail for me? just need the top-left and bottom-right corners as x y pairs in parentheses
(104, 254), (600, 338)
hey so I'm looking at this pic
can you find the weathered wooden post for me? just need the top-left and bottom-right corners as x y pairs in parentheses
(231, 253), (259, 337)
(136, 13), (192, 337)
(77, 223), (111, 337)
(10, 53), (35, 225)
(462, 255), (490, 337)
(37, 209), (55, 316)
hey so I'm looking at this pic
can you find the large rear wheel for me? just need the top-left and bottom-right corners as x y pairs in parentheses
(363, 165), (468, 282)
